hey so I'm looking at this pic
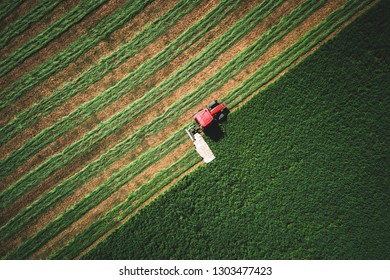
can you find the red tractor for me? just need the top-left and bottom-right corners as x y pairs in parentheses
(190, 100), (227, 133)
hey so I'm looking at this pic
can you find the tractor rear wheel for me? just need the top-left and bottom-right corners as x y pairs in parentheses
(208, 100), (218, 110)
(218, 113), (225, 121)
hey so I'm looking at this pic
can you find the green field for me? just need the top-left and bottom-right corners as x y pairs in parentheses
(0, 0), (385, 260)
(84, 0), (390, 259)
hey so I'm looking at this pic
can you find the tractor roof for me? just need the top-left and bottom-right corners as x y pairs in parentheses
(193, 109), (213, 128)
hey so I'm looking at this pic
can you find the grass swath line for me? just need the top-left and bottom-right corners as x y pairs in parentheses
(0, 0), (24, 22)
(0, 0), (243, 197)
(0, 0), (108, 77)
(0, 0), (202, 146)
(0, 0), (63, 48)
(50, 148), (198, 259)
(0, 0), (154, 109)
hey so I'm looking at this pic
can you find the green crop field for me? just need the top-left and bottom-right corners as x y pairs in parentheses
(84, 0), (390, 259)
(0, 0), (385, 259)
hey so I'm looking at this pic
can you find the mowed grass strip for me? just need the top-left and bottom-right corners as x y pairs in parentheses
(0, 0), (202, 148)
(0, 0), (24, 22)
(1, 0), (320, 255)
(0, 0), (154, 110)
(0, 0), (63, 48)
(4, 132), (189, 259)
(50, 148), (199, 260)
(0, 0), (245, 202)
(0, 0), (107, 77)
(0, 0), (257, 238)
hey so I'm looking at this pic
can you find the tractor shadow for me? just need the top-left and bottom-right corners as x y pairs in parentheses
(204, 108), (230, 142)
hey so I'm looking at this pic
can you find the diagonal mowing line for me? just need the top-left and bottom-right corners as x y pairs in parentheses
(3, 0), (325, 259)
(0, 0), (258, 205)
(0, 0), (154, 109)
(0, 0), (108, 77)
(0, 0), (202, 147)
(0, 0), (63, 48)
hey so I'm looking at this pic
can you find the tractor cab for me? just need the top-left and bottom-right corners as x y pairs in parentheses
(193, 100), (226, 129)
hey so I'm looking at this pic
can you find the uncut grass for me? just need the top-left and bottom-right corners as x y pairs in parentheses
(0, 0), (108, 77)
(0, 0), (62, 48)
(0, 0), (268, 210)
(76, 0), (372, 260)
(2, 0), (325, 257)
(85, 0), (388, 260)
(0, 0), (203, 150)
(0, 0), (154, 110)
(51, 149), (199, 260)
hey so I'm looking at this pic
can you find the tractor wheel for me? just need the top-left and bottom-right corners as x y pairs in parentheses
(208, 100), (218, 110)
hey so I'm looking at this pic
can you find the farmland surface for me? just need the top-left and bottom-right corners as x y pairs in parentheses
(85, 0), (390, 259)
(0, 0), (381, 259)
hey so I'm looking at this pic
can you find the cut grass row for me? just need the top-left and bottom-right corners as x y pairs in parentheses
(0, 0), (269, 234)
(0, 0), (154, 110)
(0, 0), (202, 147)
(4, 132), (191, 259)
(0, 0), (63, 48)
(52, 0), (374, 260)
(0, 0), (236, 173)
(0, 0), (108, 77)
(2, 0), (323, 257)
(50, 148), (199, 259)
(0, 0), (271, 206)
(0, 0), (24, 22)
